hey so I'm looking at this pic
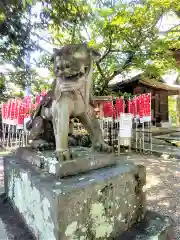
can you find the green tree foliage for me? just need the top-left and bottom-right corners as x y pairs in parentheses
(38, 0), (180, 95)
(1, 0), (180, 97)
(0, 1), (35, 66)
(0, 73), (7, 101)
(168, 95), (177, 124)
(0, 0), (47, 98)
(0, 1), (35, 99)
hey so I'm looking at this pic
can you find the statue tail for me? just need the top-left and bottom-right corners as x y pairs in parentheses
(26, 104), (42, 130)
(26, 119), (33, 130)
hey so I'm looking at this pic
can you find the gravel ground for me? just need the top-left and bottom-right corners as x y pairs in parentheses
(127, 153), (180, 239)
(0, 153), (180, 239)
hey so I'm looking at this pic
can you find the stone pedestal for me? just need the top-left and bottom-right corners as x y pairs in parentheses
(14, 147), (118, 177)
(4, 151), (146, 240)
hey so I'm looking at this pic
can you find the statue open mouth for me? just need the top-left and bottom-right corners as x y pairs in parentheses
(63, 67), (88, 81)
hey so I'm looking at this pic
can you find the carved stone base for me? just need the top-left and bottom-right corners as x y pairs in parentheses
(13, 147), (117, 177)
(4, 154), (146, 239)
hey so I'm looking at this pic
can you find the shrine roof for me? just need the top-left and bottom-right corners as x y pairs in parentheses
(109, 70), (180, 94)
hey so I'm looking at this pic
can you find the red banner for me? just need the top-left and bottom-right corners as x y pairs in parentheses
(103, 101), (113, 118)
(35, 95), (41, 105)
(2, 103), (8, 121)
(24, 96), (31, 117)
(144, 93), (151, 117)
(1, 90), (48, 126)
(139, 94), (145, 119)
(128, 99), (133, 115)
(136, 96), (140, 117)
(7, 100), (12, 119)
(17, 104), (25, 125)
(10, 100), (17, 120)
(41, 90), (47, 97)
(132, 97), (137, 117)
(115, 97), (125, 117)
(127, 94), (151, 121)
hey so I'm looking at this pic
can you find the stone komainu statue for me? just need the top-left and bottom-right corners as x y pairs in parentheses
(27, 44), (112, 160)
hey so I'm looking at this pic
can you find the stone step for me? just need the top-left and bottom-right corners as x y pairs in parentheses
(116, 211), (175, 240)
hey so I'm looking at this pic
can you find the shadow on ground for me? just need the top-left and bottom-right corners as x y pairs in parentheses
(0, 155), (35, 240)
(128, 153), (180, 239)
(0, 199), (35, 240)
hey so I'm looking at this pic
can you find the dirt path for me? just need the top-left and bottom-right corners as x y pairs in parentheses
(128, 153), (180, 239)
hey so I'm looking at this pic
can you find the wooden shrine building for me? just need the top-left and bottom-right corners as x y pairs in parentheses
(109, 73), (180, 126)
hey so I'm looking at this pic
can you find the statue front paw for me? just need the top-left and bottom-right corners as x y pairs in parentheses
(55, 149), (71, 161)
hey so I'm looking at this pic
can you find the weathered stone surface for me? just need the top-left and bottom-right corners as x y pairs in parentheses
(14, 147), (117, 177)
(4, 154), (146, 240)
(116, 211), (175, 239)
(0, 201), (174, 240)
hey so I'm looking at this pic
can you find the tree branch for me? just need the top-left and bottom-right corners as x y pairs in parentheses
(109, 51), (135, 80)
(96, 50), (136, 96)
(96, 62), (108, 80)
(71, 20), (77, 43)
(73, 2), (91, 41)
(31, 31), (53, 46)
(97, 32), (113, 63)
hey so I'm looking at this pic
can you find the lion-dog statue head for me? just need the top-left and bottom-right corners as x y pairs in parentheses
(52, 43), (100, 93)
